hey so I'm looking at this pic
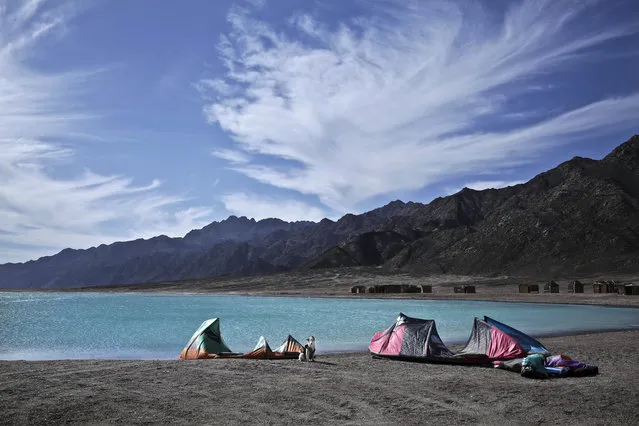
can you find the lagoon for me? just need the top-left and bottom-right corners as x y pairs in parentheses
(1, 292), (638, 360)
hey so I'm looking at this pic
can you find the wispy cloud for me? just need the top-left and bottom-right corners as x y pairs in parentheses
(201, 0), (639, 213)
(211, 148), (251, 164)
(0, 1), (213, 263)
(221, 192), (327, 222)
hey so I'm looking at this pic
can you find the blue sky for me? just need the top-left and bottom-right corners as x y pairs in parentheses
(1, 0), (638, 263)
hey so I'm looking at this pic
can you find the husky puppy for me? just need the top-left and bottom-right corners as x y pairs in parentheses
(298, 336), (316, 362)
(305, 336), (316, 361)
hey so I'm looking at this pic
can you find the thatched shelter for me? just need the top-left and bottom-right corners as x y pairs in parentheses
(544, 281), (559, 293)
(519, 284), (539, 293)
(620, 283), (639, 296)
(568, 280), (584, 293)
(593, 281), (616, 293)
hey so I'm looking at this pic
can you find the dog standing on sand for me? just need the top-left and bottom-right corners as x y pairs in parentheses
(298, 336), (316, 362)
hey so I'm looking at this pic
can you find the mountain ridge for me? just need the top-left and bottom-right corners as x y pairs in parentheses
(1, 135), (638, 288)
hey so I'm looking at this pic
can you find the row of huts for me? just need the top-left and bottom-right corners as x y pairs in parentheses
(519, 280), (639, 295)
(350, 284), (433, 294)
(350, 284), (477, 294)
(350, 281), (639, 295)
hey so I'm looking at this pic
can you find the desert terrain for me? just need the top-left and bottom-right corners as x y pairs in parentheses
(41, 267), (639, 308)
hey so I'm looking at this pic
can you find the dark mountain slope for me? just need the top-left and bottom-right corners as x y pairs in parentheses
(1, 135), (638, 288)
(0, 216), (303, 288)
(312, 135), (639, 276)
(304, 231), (413, 269)
(0, 195), (416, 288)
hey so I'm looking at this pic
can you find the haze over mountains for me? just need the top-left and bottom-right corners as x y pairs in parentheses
(2, 135), (638, 289)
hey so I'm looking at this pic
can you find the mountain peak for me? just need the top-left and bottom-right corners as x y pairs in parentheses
(603, 134), (639, 167)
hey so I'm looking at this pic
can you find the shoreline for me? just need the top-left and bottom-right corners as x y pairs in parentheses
(3, 287), (639, 309)
(2, 320), (637, 362)
(3, 268), (638, 310)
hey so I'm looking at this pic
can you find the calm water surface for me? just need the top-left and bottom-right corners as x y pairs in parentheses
(1, 292), (637, 360)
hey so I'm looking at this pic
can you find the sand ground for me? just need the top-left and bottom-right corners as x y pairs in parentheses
(1, 330), (638, 425)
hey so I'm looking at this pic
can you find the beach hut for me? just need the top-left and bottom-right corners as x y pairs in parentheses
(421, 285), (433, 293)
(454, 285), (476, 294)
(621, 283), (639, 296)
(593, 281), (616, 293)
(568, 280), (584, 293)
(350, 285), (366, 294)
(519, 284), (540, 293)
(544, 281), (559, 293)
(403, 285), (422, 293)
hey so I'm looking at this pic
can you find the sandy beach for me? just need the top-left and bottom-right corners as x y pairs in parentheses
(3, 270), (639, 425)
(1, 330), (637, 425)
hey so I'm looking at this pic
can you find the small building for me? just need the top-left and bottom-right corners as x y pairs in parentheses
(544, 281), (559, 293)
(383, 284), (403, 293)
(568, 280), (584, 293)
(350, 285), (366, 294)
(593, 281), (616, 293)
(620, 283), (639, 296)
(454, 285), (476, 294)
(421, 285), (433, 294)
(519, 284), (540, 293)
(365, 284), (422, 294)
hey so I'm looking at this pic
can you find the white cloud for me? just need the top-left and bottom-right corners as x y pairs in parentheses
(221, 192), (327, 222)
(211, 148), (251, 164)
(0, 1), (213, 263)
(201, 0), (639, 213)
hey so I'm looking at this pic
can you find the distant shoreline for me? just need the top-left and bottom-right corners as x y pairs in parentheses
(3, 287), (639, 310)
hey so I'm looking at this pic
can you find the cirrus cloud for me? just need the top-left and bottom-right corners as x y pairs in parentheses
(201, 0), (639, 213)
(0, 0), (214, 263)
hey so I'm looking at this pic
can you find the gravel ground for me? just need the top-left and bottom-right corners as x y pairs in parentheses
(1, 330), (638, 425)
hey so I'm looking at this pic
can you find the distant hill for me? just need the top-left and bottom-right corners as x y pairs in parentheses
(1, 135), (638, 288)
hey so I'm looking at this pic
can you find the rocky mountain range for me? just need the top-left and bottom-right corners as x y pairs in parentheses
(1, 135), (638, 288)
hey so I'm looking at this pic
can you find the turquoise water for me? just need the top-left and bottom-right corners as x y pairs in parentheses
(1, 292), (637, 360)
